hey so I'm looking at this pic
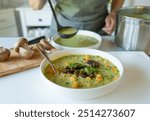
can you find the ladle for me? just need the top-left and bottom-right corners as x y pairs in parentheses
(47, 0), (78, 38)
(36, 43), (57, 74)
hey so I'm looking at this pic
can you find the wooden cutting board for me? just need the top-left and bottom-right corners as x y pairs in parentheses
(0, 44), (45, 77)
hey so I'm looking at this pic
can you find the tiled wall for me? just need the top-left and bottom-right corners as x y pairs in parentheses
(123, 0), (150, 6)
(133, 0), (150, 6)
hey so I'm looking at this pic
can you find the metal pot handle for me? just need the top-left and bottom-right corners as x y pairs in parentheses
(143, 21), (150, 25)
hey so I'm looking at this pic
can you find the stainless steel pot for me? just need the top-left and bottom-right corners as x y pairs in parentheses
(115, 6), (150, 55)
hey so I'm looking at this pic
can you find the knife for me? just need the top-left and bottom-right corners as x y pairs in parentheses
(28, 36), (46, 45)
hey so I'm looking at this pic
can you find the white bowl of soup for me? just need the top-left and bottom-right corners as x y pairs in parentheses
(40, 49), (123, 99)
(50, 30), (102, 50)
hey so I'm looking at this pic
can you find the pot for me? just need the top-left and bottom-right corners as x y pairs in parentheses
(115, 6), (150, 55)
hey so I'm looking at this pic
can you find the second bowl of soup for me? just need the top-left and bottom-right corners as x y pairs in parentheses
(51, 30), (102, 50)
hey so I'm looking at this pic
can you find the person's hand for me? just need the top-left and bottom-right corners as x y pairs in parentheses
(28, 0), (46, 10)
(102, 12), (116, 35)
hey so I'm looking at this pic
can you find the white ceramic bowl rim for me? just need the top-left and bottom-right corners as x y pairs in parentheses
(51, 30), (102, 49)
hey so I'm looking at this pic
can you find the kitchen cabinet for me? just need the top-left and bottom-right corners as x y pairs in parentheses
(16, 8), (52, 38)
(0, 8), (18, 37)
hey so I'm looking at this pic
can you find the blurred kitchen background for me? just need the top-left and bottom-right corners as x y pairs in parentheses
(0, 0), (150, 38)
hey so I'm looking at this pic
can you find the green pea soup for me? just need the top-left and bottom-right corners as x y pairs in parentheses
(55, 35), (99, 47)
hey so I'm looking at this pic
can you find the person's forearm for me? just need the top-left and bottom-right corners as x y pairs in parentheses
(111, 0), (124, 13)
(28, 0), (46, 10)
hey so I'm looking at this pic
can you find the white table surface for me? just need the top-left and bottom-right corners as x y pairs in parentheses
(0, 37), (150, 104)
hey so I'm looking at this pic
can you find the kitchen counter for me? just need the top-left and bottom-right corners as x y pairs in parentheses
(0, 36), (150, 104)
(0, 36), (122, 51)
